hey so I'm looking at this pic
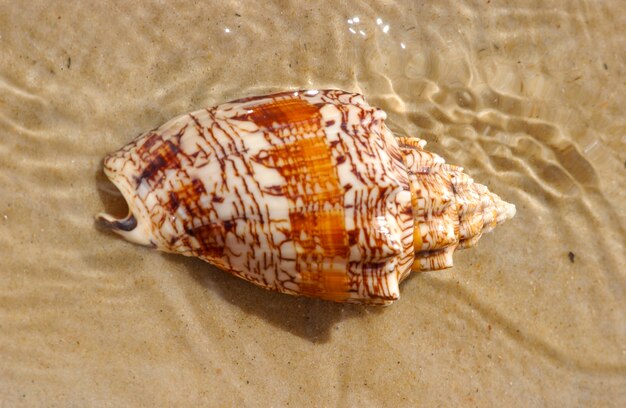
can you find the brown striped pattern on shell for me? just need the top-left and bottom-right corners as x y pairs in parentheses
(97, 89), (515, 304)
(398, 137), (516, 275)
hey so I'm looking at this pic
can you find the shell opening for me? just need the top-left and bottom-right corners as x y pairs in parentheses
(96, 211), (137, 232)
(95, 165), (153, 247)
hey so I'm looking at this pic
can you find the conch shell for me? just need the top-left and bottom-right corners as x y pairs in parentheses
(97, 90), (515, 305)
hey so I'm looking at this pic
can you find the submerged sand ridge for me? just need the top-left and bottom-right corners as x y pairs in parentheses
(0, 1), (624, 406)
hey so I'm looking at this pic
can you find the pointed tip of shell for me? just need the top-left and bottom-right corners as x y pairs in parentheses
(504, 201), (517, 220)
(448, 163), (516, 243)
(455, 187), (515, 251)
(496, 200), (516, 226)
(401, 138), (516, 271)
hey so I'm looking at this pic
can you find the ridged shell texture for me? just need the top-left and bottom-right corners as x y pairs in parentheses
(97, 90), (515, 304)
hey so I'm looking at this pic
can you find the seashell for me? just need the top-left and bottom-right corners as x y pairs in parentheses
(97, 89), (515, 305)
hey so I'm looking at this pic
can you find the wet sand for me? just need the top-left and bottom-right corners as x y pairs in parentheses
(0, 1), (624, 406)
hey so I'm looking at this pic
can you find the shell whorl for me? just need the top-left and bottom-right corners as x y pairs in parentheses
(96, 89), (515, 304)
(397, 137), (516, 275)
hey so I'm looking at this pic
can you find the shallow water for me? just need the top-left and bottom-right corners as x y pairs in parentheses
(1, 1), (624, 406)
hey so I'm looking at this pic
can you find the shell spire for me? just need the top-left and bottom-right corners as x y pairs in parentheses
(96, 89), (515, 305)
(396, 137), (515, 277)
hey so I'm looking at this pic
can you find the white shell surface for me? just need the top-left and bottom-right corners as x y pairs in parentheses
(101, 90), (415, 304)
